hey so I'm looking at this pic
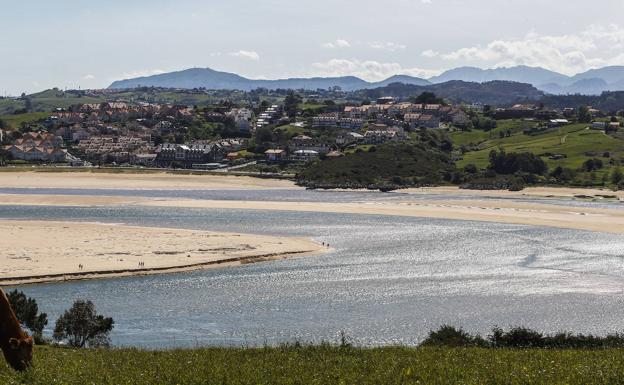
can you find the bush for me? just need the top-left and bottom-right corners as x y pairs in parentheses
(420, 326), (624, 349)
(421, 326), (487, 347)
(582, 158), (604, 172)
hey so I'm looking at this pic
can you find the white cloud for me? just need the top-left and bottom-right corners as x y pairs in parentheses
(119, 69), (166, 80)
(427, 24), (624, 75)
(229, 50), (260, 61)
(322, 39), (352, 49)
(81, 74), (96, 80)
(421, 49), (439, 58)
(368, 41), (407, 51)
(310, 59), (441, 81)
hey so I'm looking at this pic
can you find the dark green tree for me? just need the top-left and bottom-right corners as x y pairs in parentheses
(255, 126), (274, 143)
(284, 91), (302, 118)
(611, 167), (623, 185)
(412, 92), (444, 105)
(577, 105), (592, 123)
(53, 300), (114, 348)
(6, 290), (48, 342)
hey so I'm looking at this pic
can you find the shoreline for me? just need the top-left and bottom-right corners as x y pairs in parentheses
(0, 220), (327, 286)
(1, 171), (623, 199)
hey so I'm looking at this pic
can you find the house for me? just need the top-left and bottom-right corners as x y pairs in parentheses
(363, 130), (399, 144)
(3, 132), (68, 163)
(336, 132), (364, 145)
(290, 135), (330, 154)
(549, 119), (570, 127)
(450, 110), (470, 127)
(591, 122), (606, 130)
(416, 114), (440, 129)
(376, 96), (395, 105)
(312, 114), (364, 130)
(228, 108), (254, 133)
(291, 150), (319, 162)
(494, 104), (537, 119)
(265, 149), (286, 162)
(325, 150), (345, 158)
(155, 143), (221, 168)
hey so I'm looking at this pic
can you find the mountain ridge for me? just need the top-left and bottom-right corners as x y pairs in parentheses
(109, 65), (624, 95)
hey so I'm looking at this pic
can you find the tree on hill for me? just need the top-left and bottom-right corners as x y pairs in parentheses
(284, 91), (302, 118)
(578, 105), (592, 123)
(7, 290), (48, 343)
(611, 167), (623, 185)
(53, 300), (114, 348)
(488, 149), (548, 175)
(411, 92), (445, 105)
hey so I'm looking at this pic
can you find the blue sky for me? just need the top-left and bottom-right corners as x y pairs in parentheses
(2, 0), (624, 94)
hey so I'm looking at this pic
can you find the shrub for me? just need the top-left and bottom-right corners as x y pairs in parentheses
(421, 326), (487, 347)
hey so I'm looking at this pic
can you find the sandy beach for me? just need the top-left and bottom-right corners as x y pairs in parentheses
(0, 221), (326, 285)
(0, 170), (297, 190)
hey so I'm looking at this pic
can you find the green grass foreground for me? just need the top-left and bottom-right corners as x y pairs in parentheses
(3, 345), (624, 384)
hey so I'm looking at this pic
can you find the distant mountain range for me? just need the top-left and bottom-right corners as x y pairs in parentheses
(108, 65), (624, 96)
(108, 68), (430, 92)
(429, 65), (624, 95)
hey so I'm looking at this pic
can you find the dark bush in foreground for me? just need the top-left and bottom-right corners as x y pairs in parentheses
(422, 326), (624, 349)
(421, 325), (487, 347)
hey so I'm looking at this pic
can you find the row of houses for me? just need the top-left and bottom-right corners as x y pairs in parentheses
(3, 132), (69, 162)
(311, 114), (365, 130)
(76, 135), (153, 163)
(256, 105), (282, 130)
(154, 139), (244, 168)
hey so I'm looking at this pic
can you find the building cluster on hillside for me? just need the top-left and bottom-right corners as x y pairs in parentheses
(2, 131), (73, 163)
(494, 104), (605, 121)
(75, 135), (153, 164)
(155, 139), (243, 168)
(256, 105), (283, 130)
(226, 108), (254, 133)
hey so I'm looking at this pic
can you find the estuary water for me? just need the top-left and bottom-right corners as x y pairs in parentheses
(2, 188), (624, 348)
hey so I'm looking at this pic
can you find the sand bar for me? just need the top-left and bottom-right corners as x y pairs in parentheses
(0, 171), (297, 190)
(0, 220), (326, 286)
(1, 171), (623, 200)
(1, 194), (624, 236)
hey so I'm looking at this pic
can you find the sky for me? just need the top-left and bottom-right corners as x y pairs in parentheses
(2, 0), (624, 95)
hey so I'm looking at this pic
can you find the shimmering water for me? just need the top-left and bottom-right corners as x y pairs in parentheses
(3, 200), (624, 348)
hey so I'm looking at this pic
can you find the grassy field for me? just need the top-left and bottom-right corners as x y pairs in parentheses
(452, 122), (624, 173)
(0, 112), (51, 129)
(3, 345), (624, 384)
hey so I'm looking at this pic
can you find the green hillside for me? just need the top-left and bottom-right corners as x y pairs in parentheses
(453, 121), (624, 178)
(3, 345), (624, 384)
(297, 139), (456, 190)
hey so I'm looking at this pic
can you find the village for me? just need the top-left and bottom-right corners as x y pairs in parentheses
(0, 93), (616, 172)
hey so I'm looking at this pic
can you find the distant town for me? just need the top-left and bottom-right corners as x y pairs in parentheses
(1, 83), (623, 191)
